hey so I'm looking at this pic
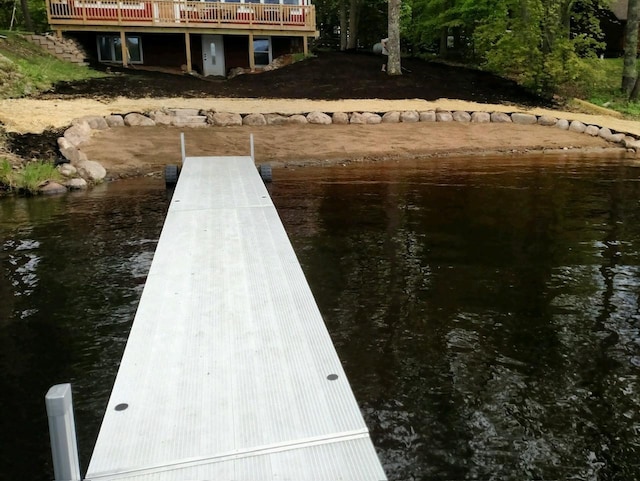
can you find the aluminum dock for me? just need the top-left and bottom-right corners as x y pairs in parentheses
(78, 155), (386, 480)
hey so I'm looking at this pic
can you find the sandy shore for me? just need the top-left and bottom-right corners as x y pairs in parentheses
(80, 121), (628, 179)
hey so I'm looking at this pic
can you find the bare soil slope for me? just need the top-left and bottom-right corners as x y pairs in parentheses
(36, 51), (549, 106)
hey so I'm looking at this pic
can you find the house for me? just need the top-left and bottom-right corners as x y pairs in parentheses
(45, 0), (318, 76)
(600, 0), (636, 56)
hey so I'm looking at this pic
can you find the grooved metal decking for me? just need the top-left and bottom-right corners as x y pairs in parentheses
(85, 156), (387, 481)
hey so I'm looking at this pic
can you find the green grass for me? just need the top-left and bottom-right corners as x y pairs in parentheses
(0, 159), (62, 194)
(576, 57), (640, 120)
(0, 30), (105, 99)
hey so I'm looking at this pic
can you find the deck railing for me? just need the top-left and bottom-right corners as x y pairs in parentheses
(47, 0), (316, 31)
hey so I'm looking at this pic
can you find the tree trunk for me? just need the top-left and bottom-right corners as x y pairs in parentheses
(340, 0), (348, 51)
(346, 0), (361, 49)
(387, 0), (401, 75)
(439, 27), (447, 57)
(622, 0), (640, 94)
(631, 74), (640, 100)
(20, 0), (33, 31)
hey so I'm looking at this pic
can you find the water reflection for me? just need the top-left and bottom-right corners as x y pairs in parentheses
(0, 179), (169, 480)
(1, 156), (640, 481)
(271, 156), (640, 480)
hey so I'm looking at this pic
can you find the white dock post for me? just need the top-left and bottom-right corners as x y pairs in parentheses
(250, 133), (255, 162)
(45, 384), (81, 481)
(180, 132), (186, 163)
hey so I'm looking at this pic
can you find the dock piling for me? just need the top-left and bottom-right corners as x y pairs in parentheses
(45, 384), (81, 481)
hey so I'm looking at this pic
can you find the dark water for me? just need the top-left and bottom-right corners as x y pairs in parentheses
(2, 155), (640, 481)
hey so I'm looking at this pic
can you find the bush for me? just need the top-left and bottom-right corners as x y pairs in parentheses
(0, 159), (62, 194)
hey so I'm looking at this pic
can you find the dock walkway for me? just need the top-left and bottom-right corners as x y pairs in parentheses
(84, 155), (387, 480)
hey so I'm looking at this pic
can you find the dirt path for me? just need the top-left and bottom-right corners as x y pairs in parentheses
(81, 121), (624, 179)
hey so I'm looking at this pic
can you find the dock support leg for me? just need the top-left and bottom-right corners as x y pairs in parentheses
(180, 132), (186, 163)
(45, 384), (81, 481)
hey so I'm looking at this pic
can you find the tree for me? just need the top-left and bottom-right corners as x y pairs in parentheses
(622, 0), (639, 94)
(20, 0), (33, 31)
(387, 0), (402, 74)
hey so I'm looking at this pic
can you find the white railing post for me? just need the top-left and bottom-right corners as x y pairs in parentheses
(180, 132), (186, 163)
(45, 384), (81, 481)
(250, 133), (255, 162)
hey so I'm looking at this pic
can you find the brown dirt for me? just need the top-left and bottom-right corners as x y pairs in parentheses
(36, 51), (549, 106)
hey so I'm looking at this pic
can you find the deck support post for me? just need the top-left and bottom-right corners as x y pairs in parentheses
(303, 35), (308, 56)
(120, 31), (128, 67)
(46, 384), (81, 481)
(248, 32), (255, 72)
(185, 32), (192, 73)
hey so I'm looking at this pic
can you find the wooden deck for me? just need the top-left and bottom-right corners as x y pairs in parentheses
(84, 156), (387, 481)
(47, 0), (316, 33)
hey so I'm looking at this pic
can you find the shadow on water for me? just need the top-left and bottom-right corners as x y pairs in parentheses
(2, 155), (640, 480)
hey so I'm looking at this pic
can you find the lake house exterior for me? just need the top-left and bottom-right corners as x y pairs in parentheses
(45, 0), (318, 76)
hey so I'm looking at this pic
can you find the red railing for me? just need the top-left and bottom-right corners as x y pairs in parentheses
(47, 0), (315, 30)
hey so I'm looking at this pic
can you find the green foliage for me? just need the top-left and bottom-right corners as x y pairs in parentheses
(0, 158), (15, 189)
(0, 158), (62, 194)
(582, 58), (640, 120)
(0, 30), (104, 99)
(0, 0), (49, 32)
(408, 0), (609, 95)
(18, 161), (61, 193)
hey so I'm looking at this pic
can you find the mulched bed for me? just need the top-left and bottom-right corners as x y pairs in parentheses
(36, 50), (551, 107)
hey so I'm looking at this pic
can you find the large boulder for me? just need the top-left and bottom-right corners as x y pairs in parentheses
(490, 112), (512, 123)
(332, 112), (350, 125)
(265, 114), (290, 125)
(511, 112), (537, 125)
(585, 125), (600, 136)
(537, 115), (558, 126)
(124, 113), (156, 126)
(77, 160), (107, 182)
(39, 181), (67, 195)
(555, 119), (570, 130)
(173, 116), (208, 128)
(147, 110), (173, 126)
(382, 111), (400, 123)
(436, 111), (453, 122)
(452, 111), (471, 122)
(73, 115), (108, 130)
(58, 137), (88, 163)
(64, 123), (91, 147)
(243, 113), (267, 126)
(65, 178), (88, 190)
(57, 162), (78, 177)
(307, 111), (332, 125)
(105, 115), (125, 127)
(419, 111), (436, 122)
(286, 114), (308, 125)
(210, 112), (242, 126)
(400, 111), (419, 123)
(471, 112), (490, 123)
(569, 120), (587, 133)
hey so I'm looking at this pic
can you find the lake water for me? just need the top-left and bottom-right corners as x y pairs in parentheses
(1, 155), (640, 481)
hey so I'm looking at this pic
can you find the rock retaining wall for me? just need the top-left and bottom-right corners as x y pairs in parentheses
(23, 34), (89, 65)
(53, 107), (640, 193)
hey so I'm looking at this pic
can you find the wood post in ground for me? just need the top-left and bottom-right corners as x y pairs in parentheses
(185, 32), (192, 73)
(248, 33), (255, 71)
(120, 31), (128, 67)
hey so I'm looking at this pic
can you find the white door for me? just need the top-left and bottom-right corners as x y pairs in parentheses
(201, 35), (226, 77)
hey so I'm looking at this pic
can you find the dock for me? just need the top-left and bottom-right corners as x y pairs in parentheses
(76, 155), (386, 480)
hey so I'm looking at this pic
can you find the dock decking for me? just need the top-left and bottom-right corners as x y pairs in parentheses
(84, 156), (387, 480)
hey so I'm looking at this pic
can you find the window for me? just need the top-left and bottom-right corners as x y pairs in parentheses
(253, 37), (271, 67)
(97, 35), (143, 64)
